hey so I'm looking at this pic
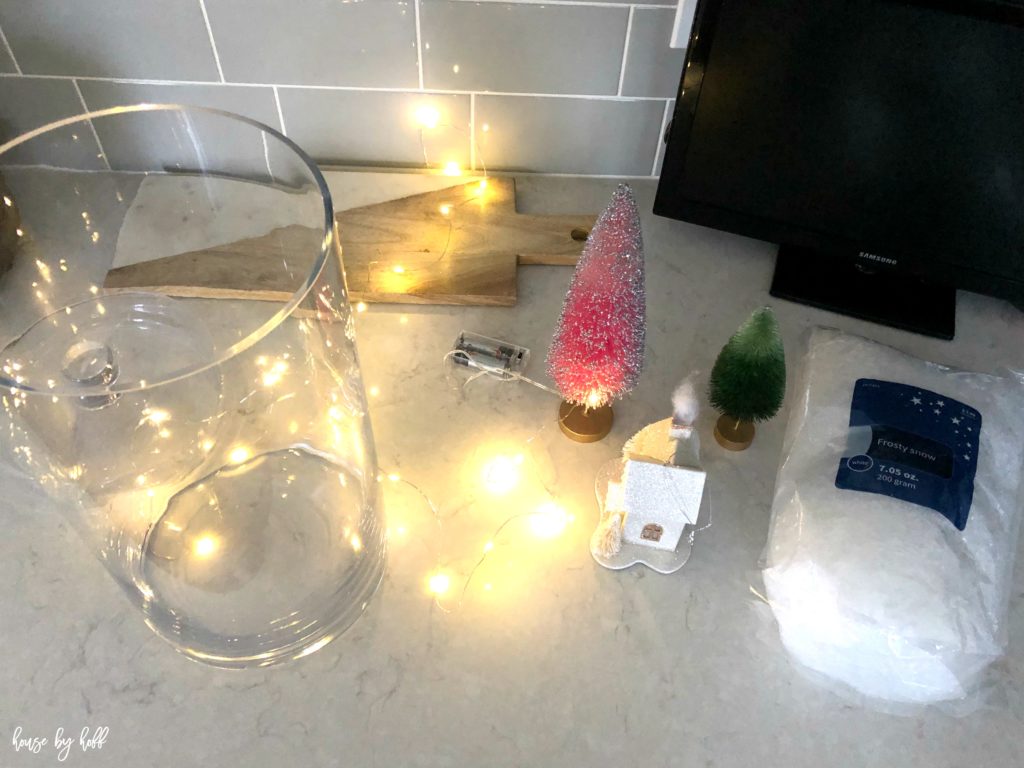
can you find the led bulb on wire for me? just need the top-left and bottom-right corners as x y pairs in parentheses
(228, 445), (252, 465)
(481, 454), (522, 495)
(428, 571), (450, 596)
(193, 534), (219, 558)
(531, 502), (570, 539)
(415, 105), (440, 130)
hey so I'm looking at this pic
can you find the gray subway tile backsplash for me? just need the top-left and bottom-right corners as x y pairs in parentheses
(204, 0), (419, 88)
(77, 81), (281, 128)
(622, 8), (688, 98)
(279, 89), (471, 168)
(475, 95), (664, 176)
(0, 0), (220, 81)
(421, 1), (628, 96)
(0, 1), (686, 177)
(77, 81), (282, 172)
(0, 32), (16, 74)
(0, 77), (105, 169)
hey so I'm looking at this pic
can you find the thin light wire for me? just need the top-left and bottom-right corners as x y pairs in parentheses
(389, 343), (571, 610)
(459, 511), (534, 604)
(363, 120), (490, 283)
(393, 475), (455, 614)
(418, 120), (487, 177)
(418, 119), (489, 267)
(383, 349), (715, 609)
(440, 350), (603, 440)
(390, 423), (562, 612)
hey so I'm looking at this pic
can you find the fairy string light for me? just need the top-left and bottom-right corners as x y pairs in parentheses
(363, 104), (492, 286)
(412, 103), (490, 267)
(413, 103), (489, 179)
(358, 108), (581, 608)
(384, 471), (454, 612)
(380, 411), (574, 612)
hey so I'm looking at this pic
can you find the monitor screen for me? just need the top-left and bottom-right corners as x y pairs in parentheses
(655, 0), (1024, 299)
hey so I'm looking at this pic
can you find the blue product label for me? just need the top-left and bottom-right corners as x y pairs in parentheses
(835, 379), (981, 530)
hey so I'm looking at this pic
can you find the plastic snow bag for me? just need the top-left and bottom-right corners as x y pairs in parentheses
(763, 329), (1024, 706)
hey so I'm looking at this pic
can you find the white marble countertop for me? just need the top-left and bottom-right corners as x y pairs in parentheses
(2, 175), (1022, 767)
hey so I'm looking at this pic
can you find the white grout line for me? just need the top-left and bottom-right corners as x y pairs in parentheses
(469, 92), (476, 171)
(0, 22), (21, 75)
(197, 0), (226, 83)
(414, 0), (425, 91)
(0, 72), (668, 102)
(71, 79), (113, 171)
(617, 6), (634, 97)
(273, 85), (287, 135)
(651, 98), (672, 176)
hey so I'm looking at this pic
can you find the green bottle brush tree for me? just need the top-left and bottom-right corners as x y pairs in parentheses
(709, 307), (786, 450)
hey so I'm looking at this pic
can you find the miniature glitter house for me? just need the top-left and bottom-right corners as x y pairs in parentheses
(620, 458), (707, 552)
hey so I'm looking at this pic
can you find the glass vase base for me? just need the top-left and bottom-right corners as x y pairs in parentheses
(139, 446), (385, 668)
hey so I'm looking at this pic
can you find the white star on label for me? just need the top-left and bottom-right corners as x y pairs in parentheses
(936, 400), (945, 407)
(964, 454), (971, 461)
(951, 417), (961, 425)
(911, 397), (922, 405)
(933, 409), (941, 415)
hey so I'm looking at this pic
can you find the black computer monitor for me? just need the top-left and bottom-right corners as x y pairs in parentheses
(654, 0), (1024, 339)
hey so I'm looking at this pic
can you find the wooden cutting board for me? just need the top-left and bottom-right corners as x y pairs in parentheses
(104, 177), (595, 306)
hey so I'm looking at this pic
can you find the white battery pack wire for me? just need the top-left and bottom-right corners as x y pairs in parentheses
(443, 331), (558, 396)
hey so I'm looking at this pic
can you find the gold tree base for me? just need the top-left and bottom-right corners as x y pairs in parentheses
(558, 401), (613, 443)
(714, 414), (755, 451)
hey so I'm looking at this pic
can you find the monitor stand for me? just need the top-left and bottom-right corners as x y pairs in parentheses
(769, 244), (956, 340)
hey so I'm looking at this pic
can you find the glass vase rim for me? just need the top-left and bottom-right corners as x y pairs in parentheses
(0, 102), (335, 397)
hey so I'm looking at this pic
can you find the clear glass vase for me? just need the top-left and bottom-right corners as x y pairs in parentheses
(0, 105), (385, 667)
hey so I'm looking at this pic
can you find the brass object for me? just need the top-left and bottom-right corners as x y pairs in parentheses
(714, 414), (755, 451)
(558, 400), (613, 443)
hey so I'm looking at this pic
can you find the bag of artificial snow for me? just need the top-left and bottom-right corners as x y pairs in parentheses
(763, 329), (1024, 706)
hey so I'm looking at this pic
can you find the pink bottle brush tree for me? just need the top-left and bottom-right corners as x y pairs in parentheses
(547, 184), (646, 440)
